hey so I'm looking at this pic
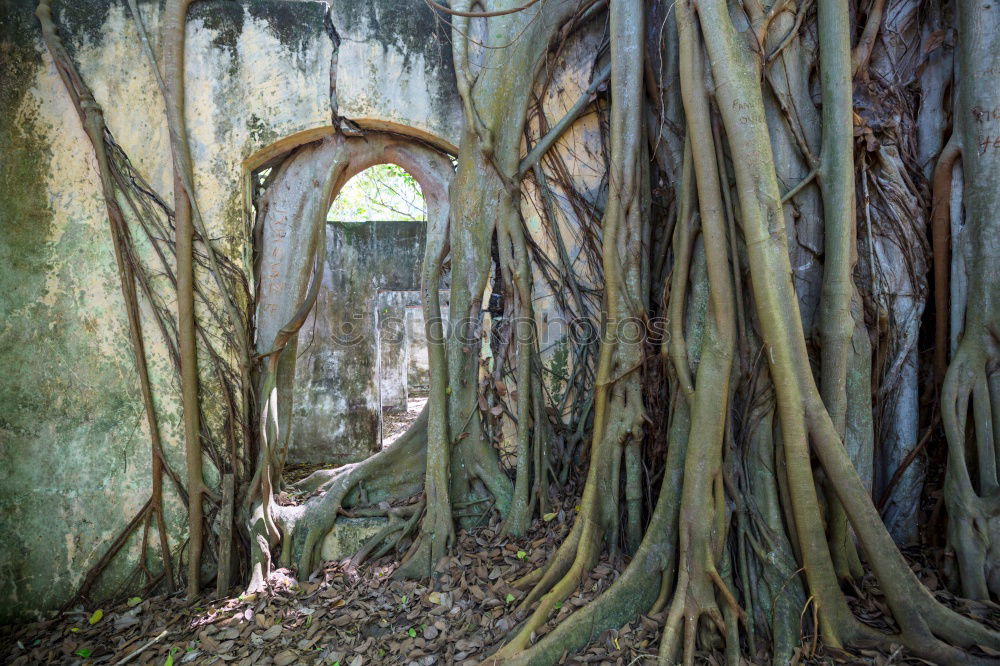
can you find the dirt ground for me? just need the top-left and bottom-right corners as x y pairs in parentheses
(382, 392), (428, 448)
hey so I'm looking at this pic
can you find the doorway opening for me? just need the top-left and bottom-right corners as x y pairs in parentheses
(291, 163), (446, 466)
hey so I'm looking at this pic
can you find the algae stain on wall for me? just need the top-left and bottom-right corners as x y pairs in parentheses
(0, 0), (464, 620)
(331, 0), (463, 149)
(0, 10), (168, 621)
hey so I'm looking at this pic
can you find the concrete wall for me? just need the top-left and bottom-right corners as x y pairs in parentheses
(0, 0), (600, 620)
(330, 0), (463, 150)
(378, 290), (410, 413)
(291, 220), (426, 464)
(405, 298), (449, 392)
(0, 0), (461, 619)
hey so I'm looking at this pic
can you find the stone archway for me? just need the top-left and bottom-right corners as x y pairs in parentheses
(253, 131), (454, 467)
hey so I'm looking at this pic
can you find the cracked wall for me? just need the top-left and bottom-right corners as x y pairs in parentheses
(0, 0), (465, 620)
(0, 0), (619, 621)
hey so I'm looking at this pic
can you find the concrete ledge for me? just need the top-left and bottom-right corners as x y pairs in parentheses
(320, 516), (389, 562)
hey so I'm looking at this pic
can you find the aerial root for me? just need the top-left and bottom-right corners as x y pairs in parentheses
(246, 414), (429, 590)
(392, 492), (455, 581)
(493, 527), (601, 657)
(658, 557), (740, 666)
(941, 339), (1000, 602)
(513, 519), (581, 595)
(486, 531), (664, 666)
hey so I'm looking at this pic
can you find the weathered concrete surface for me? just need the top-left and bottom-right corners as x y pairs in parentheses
(0, 0), (332, 621)
(405, 298), (449, 391)
(378, 290), (410, 413)
(330, 0), (463, 151)
(319, 516), (388, 562)
(292, 221), (426, 464)
(406, 303), (430, 390)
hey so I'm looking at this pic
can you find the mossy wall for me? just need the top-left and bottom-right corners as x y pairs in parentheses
(292, 221), (426, 465)
(331, 0), (463, 150)
(0, 0), (597, 623)
(0, 0), (334, 621)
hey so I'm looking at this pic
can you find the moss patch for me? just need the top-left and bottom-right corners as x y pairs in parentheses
(248, 0), (325, 56)
(189, 0), (246, 61)
(333, 0), (455, 77)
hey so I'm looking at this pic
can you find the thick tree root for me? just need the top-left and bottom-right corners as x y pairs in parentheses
(940, 0), (1000, 608)
(487, 390), (690, 665)
(942, 339), (1000, 600)
(247, 410), (428, 591)
(489, 0), (650, 646)
(691, 0), (1000, 661)
(494, 532), (662, 666)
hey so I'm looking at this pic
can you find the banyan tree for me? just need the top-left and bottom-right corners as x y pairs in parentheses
(3, 0), (1000, 662)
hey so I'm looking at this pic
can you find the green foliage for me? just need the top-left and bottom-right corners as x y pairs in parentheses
(545, 339), (569, 406)
(328, 164), (425, 222)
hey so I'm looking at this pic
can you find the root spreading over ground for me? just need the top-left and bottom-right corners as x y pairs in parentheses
(22, 0), (1000, 664)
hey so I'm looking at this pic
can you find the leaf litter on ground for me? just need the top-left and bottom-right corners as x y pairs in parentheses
(2, 496), (998, 665)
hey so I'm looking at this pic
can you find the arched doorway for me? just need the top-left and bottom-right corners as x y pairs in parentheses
(251, 132), (454, 469)
(292, 164), (449, 465)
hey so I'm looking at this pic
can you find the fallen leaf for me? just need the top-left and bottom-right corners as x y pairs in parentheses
(260, 624), (282, 640)
(273, 649), (298, 666)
